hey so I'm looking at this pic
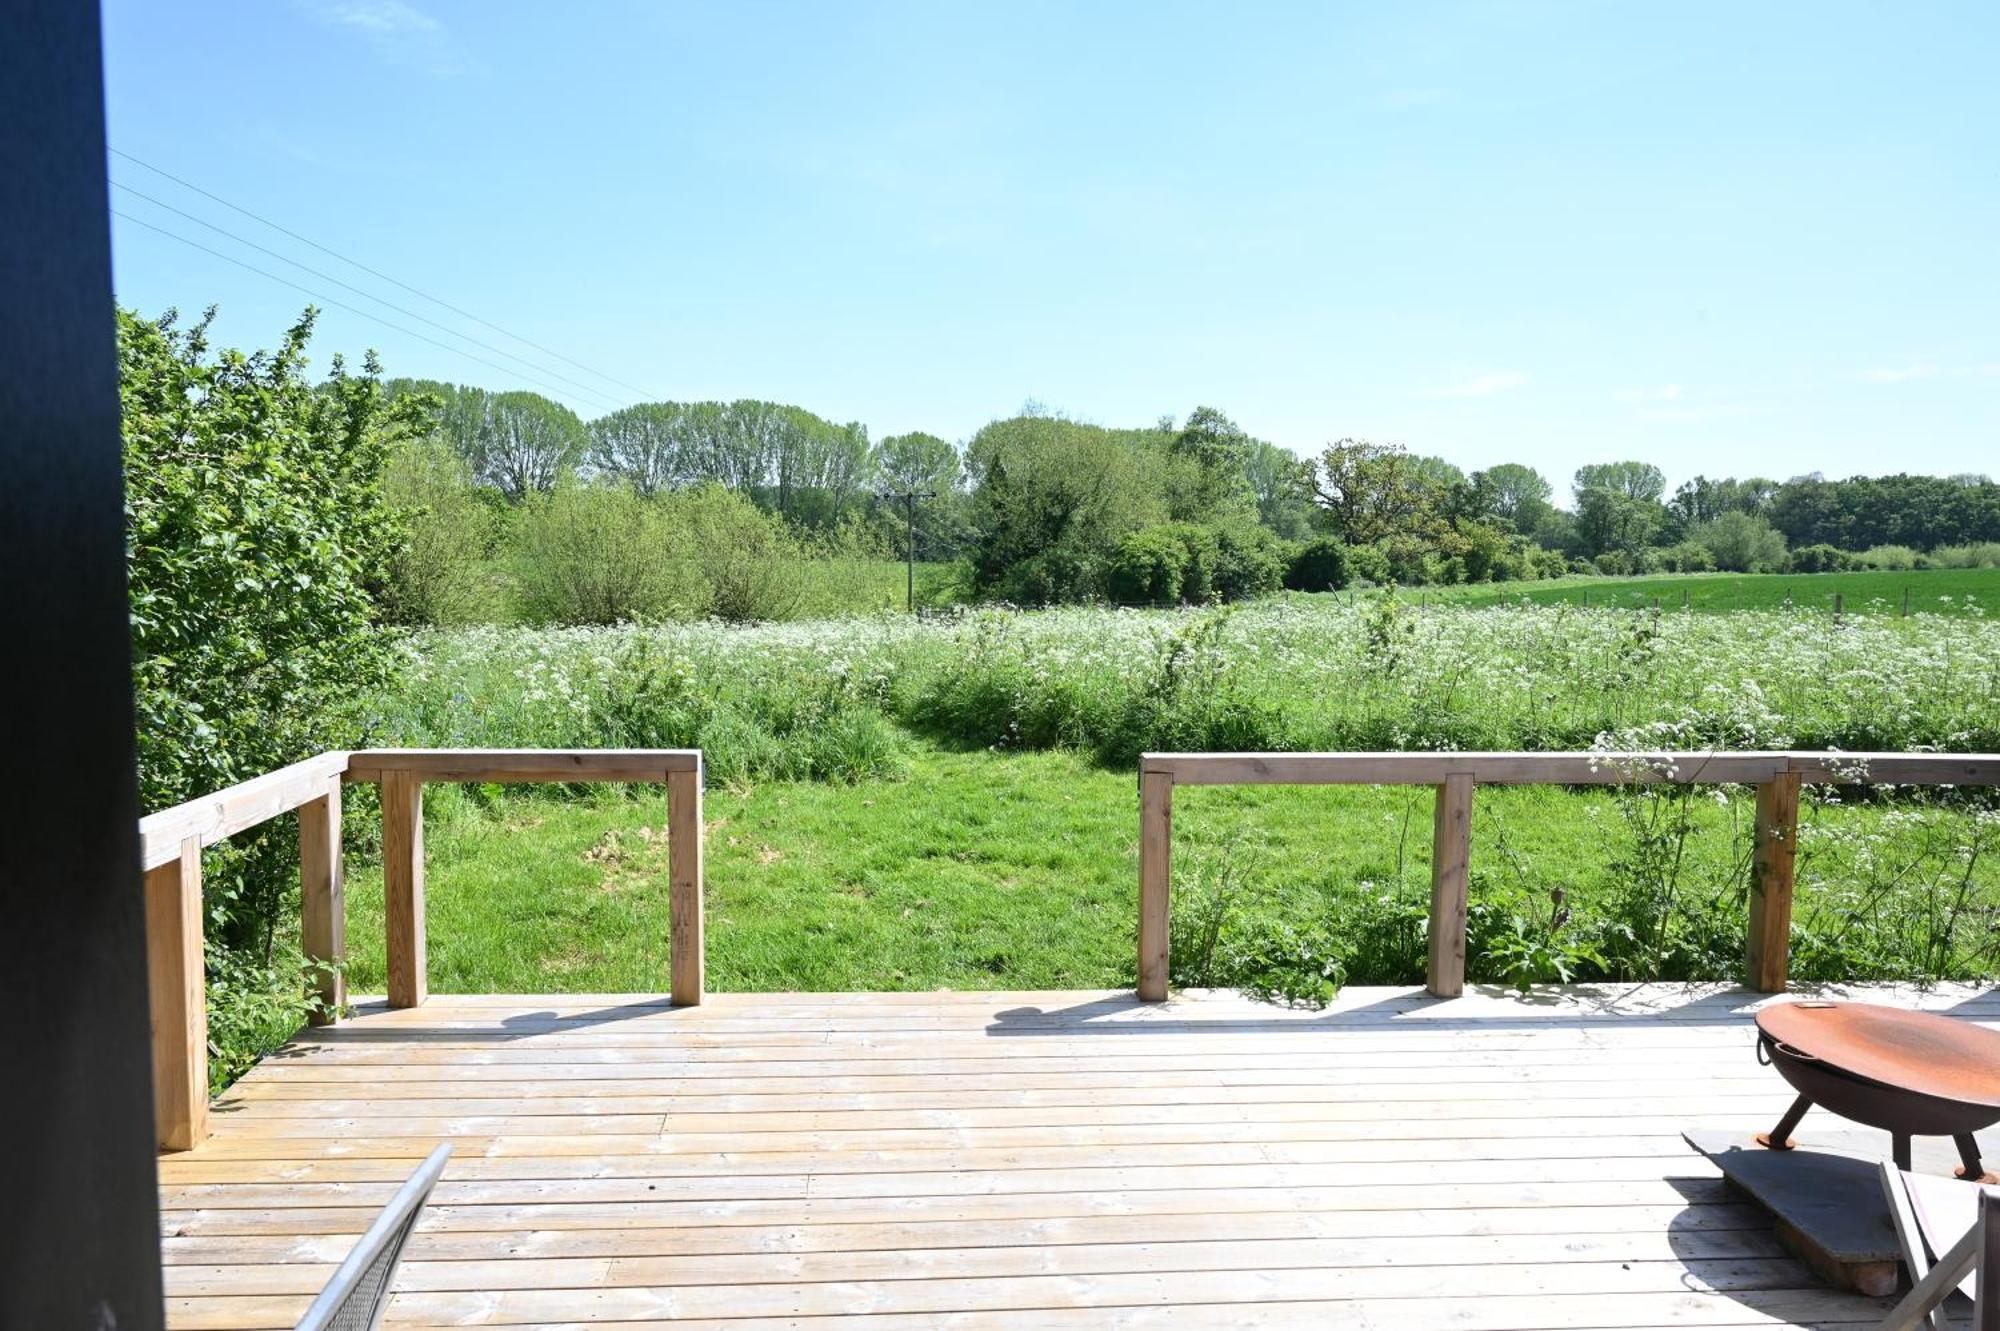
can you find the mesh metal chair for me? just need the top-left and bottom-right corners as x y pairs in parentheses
(1877, 1160), (1999, 1331)
(294, 1144), (451, 1331)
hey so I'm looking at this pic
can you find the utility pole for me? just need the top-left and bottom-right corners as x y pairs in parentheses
(877, 488), (935, 612)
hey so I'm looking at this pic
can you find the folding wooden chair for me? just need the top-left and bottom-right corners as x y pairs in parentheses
(294, 1144), (452, 1331)
(1877, 1160), (1999, 1331)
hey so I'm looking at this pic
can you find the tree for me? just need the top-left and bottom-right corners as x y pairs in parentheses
(1572, 461), (1666, 504)
(871, 431), (965, 562)
(1574, 486), (1661, 559)
(1474, 463), (1553, 527)
(1300, 439), (1440, 545)
(1407, 454), (1467, 489)
(1166, 406), (1256, 523)
(590, 402), (692, 496)
(1243, 440), (1313, 538)
(965, 413), (1165, 595)
(479, 391), (586, 500)
(1690, 511), (1788, 572)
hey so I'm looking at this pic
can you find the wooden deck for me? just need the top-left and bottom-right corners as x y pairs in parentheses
(160, 984), (2000, 1329)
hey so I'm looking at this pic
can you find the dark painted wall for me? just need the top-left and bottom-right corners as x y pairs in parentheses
(0, 1), (166, 1325)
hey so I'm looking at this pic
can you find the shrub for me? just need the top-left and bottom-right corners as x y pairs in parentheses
(1346, 543), (1392, 585)
(1859, 544), (1921, 570)
(1107, 527), (1190, 605)
(667, 483), (803, 622)
(1379, 534), (1445, 585)
(1790, 543), (1856, 573)
(382, 436), (497, 625)
(1168, 523), (1222, 603)
(1284, 537), (1351, 592)
(512, 483), (701, 624)
(121, 305), (418, 1082)
(1929, 542), (2000, 569)
(1653, 541), (1717, 574)
(1211, 526), (1287, 600)
(1004, 547), (1103, 605)
(1690, 511), (1788, 572)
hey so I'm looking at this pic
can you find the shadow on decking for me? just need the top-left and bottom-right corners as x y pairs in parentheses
(984, 982), (2000, 1036)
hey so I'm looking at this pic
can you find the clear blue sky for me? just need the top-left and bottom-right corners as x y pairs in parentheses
(103, 1), (1998, 491)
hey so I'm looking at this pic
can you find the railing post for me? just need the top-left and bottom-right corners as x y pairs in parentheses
(298, 774), (344, 1024)
(669, 758), (705, 1006)
(146, 835), (207, 1151)
(382, 769), (426, 1009)
(1748, 771), (1802, 993)
(1427, 773), (1474, 999)
(1138, 768), (1173, 1001)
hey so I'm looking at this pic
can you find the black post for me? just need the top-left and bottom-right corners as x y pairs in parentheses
(0, 2), (166, 1324)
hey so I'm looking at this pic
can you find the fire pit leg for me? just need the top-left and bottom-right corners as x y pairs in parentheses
(1757, 1093), (1812, 1151)
(1892, 1132), (1912, 1172)
(1952, 1133), (1994, 1183)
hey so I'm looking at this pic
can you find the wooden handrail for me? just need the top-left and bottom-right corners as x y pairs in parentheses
(1135, 749), (2000, 1003)
(138, 747), (706, 1152)
(138, 751), (350, 871)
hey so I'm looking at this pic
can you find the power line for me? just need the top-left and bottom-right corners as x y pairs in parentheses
(113, 209), (626, 409)
(109, 147), (666, 402)
(111, 180), (624, 410)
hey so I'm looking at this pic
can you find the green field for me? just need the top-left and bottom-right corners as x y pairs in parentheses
(1423, 566), (2000, 615)
(334, 597), (2000, 1004)
(340, 745), (1999, 999)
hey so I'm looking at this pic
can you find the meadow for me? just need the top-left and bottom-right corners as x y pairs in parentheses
(332, 593), (2000, 1003)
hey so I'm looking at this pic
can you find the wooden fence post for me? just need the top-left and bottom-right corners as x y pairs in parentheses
(1834, 592), (1845, 624)
(1748, 772), (1802, 993)
(669, 760), (705, 1006)
(1138, 769), (1173, 1001)
(1427, 774), (1474, 998)
(382, 770), (426, 1009)
(146, 836), (207, 1151)
(298, 775), (344, 1024)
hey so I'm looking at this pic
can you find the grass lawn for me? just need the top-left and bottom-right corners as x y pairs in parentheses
(341, 743), (1998, 995)
(1421, 566), (1999, 615)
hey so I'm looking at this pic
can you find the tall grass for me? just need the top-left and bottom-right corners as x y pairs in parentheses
(374, 596), (2000, 774)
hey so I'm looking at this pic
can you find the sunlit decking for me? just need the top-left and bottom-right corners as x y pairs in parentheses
(158, 982), (2000, 1330)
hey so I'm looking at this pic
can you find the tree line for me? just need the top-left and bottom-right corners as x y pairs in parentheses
(384, 375), (2000, 611)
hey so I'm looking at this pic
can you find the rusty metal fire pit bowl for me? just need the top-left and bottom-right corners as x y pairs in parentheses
(1755, 1001), (2000, 1183)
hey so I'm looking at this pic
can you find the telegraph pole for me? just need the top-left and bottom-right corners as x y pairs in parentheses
(877, 488), (936, 612)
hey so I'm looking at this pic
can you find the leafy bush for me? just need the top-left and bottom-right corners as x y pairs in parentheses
(1859, 544), (1922, 570)
(1165, 523), (1222, 602)
(122, 305), (416, 1079)
(1003, 547), (1103, 605)
(1211, 525), (1287, 600)
(512, 483), (702, 624)
(668, 483), (804, 622)
(1653, 541), (1717, 573)
(1346, 544), (1392, 585)
(1930, 542), (2000, 570)
(1789, 543), (1856, 573)
(1106, 527), (1190, 605)
(382, 436), (497, 625)
(1691, 511), (1788, 572)
(1284, 537), (1350, 592)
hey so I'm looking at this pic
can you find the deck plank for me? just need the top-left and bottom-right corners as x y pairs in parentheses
(160, 983), (1997, 1328)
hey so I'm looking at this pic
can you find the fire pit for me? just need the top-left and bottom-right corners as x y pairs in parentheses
(1755, 1001), (2000, 1183)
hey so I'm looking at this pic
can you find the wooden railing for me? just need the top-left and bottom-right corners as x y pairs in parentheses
(137, 748), (704, 1151)
(1136, 750), (2000, 1004)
